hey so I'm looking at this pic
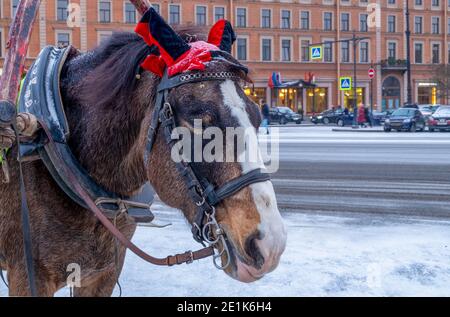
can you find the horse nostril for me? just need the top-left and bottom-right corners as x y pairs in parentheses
(244, 232), (265, 270)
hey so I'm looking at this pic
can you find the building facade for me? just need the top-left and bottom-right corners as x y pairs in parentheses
(0, 0), (449, 113)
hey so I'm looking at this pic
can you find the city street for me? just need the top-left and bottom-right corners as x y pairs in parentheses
(267, 126), (450, 219)
(105, 127), (450, 296)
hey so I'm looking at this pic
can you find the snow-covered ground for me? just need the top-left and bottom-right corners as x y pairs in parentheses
(1, 199), (450, 297)
(71, 199), (450, 297)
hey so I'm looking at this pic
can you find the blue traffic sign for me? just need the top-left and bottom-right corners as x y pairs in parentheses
(339, 77), (352, 91)
(310, 46), (322, 60)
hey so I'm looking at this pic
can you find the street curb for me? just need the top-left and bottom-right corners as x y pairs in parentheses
(269, 124), (316, 127)
(332, 128), (384, 133)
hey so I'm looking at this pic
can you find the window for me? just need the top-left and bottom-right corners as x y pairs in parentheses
(448, 44), (450, 63)
(388, 0), (396, 4)
(301, 39), (310, 62)
(12, 0), (19, 18)
(360, 41), (368, 62)
(341, 41), (349, 62)
(125, 2), (136, 24)
(237, 38), (247, 61)
(415, 0), (423, 5)
(301, 11), (310, 30)
(414, 43), (423, 63)
(169, 4), (180, 25)
(99, 1), (111, 23)
(324, 41), (333, 62)
(387, 15), (396, 33)
(196, 6), (207, 26)
(261, 9), (271, 28)
(432, 43), (440, 64)
(341, 13), (350, 31)
(388, 42), (397, 59)
(432, 0), (440, 6)
(281, 10), (291, 29)
(151, 4), (160, 14)
(57, 0), (69, 21)
(448, 18), (450, 34)
(56, 32), (70, 48)
(262, 38), (272, 61)
(414, 17), (423, 34)
(214, 7), (225, 22)
(360, 14), (368, 32)
(432, 17), (440, 34)
(236, 8), (247, 27)
(281, 39), (291, 61)
(324, 12), (333, 31)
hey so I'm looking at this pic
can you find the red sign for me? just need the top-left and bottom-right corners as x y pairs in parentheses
(368, 68), (375, 79)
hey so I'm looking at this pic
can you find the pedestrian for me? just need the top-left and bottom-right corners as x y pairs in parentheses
(261, 100), (270, 134)
(357, 103), (366, 128)
(364, 106), (372, 128)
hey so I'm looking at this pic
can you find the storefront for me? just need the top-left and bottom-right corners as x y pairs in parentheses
(270, 80), (316, 113)
(417, 83), (437, 105)
(272, 87), (300, 111)
(343, 87), (366, 111)
(305, 87), (328, 114)
(244, 87), (267, 105)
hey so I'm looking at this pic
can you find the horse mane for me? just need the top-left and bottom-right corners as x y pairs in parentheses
(76, 28), (207, 111)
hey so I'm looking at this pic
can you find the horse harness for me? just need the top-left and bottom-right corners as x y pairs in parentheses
(12, 46), (271, 296)
(143, 65), (271, 269)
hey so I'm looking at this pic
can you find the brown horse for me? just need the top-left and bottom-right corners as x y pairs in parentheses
(0, 24), (286, 296)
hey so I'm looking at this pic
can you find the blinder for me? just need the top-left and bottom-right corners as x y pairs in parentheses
(144, 66), (270, 269)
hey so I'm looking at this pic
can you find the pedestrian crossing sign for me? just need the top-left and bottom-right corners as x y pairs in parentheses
(339, 77), (352, 91)
(310, 46), (322, 60)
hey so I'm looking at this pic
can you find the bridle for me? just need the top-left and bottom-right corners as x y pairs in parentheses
(14, 56), (271, 296)
(143, 64), (271, 269)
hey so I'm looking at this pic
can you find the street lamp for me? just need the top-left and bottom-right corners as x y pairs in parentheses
(405, 0), (412, 104)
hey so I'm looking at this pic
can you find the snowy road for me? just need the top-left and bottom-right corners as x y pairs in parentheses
(93, 202), (450, 296)
(1, 126), (450, 297)
(93, 127), (450, 296)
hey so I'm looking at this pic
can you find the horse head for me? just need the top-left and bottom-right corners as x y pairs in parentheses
(136, 8), (287, 283)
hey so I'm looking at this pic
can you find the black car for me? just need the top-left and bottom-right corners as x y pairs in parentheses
(311, 109), (353, 126)
(428, 106), (450, 132)
(384, 108), (426, 132)
(269, 107), (303, 125)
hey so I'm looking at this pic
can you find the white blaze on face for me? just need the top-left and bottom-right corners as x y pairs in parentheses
(220, 80), (287, 265)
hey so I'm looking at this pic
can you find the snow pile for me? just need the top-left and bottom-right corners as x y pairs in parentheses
(2, 204), (449, 297)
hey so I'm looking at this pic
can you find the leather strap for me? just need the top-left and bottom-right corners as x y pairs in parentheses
(38, 119), (215, 267)
(12, 121), (38, 296)
(203, 169), (271, 206)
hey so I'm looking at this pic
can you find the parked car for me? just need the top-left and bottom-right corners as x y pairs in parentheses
(384, 108), (426, 132)
(418, 104), (434, 119)
(269, 107), (303, 125)
(311, 109), (353, 126)
(428, 106), (450, 132)
(430, 105), (442, 113)
(372, 110), (393, 125)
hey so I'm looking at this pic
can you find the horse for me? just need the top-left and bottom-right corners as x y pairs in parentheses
(0, 11), (286, 297)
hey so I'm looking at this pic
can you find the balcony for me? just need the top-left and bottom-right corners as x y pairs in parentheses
(380, 58), (408, 72)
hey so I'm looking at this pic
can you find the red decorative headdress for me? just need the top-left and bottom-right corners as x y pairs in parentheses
(135, 7), (236, 77)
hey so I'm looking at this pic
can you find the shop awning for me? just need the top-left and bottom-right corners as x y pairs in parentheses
(272, 79), (316, 88)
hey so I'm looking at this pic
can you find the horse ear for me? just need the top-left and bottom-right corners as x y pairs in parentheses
(135, 7), (190, 65)
(207, 20), (236, 53)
